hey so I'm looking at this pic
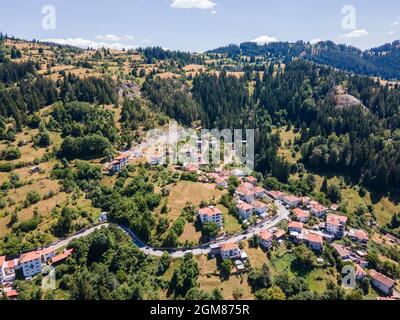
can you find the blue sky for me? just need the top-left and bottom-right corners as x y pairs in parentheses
(0, 0), (399, 52)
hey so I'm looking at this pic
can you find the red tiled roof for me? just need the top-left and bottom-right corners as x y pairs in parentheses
(6, 289), (19, 298)
(50, 249), (74, 265)
(251, 200), (267, 209)
(245, 176), (257, 183)
(293, 208), (309, 219)
(304, 232), (323, 244)
(237, 201), (254, 211)
(311, 203), (327, 212)
(219, 242), (239, 251)
(38, 247), (55, 256)
(326, 214), (348, 226)
(369, 269), (395, 288)
(198, 206), (222, 217)
(274, 229), (286, 239)
(349, 229), (369, 241)
(288, 221), (304, 229)
(259, 230), (273, 241)
(20, 251), (41, 264)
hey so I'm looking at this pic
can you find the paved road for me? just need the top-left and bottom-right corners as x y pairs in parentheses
(42, 199), (289, 259)
(120, 198), (290, 258)
(47, 223), (110, 252)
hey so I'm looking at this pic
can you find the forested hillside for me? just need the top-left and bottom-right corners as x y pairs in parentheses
(209, 40), (400, 80)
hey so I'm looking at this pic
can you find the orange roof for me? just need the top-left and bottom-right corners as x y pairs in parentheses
(20, 251), (41, 263)
(198, 206), (222, 217)
(237, 201), (253, 211)
(288, 221), (304, 229)
(349, 229), (368, 241)
(311, 203), (327, 212)
(38, 247), (55, 256)
(304, 232), (323, 244)
(274, 229), (286, 239)
(50, 249), (74, 265)
(251, 200), (268, 208)
(0, 255), (5, 268)
(245, 176), (257, 183)
(283, 195), (301, 202)
(259, 230), (273, 241)
(369, 269), (395, 288)
(293, 208), (309, 219)
(219, 242), (239, 251)
(326, 214), (348, 226)
(6, 289), (19, 298)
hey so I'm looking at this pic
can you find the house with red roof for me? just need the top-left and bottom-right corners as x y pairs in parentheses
(369, 270), (396, 296)
(266, 190), (284, 201)
(253, 186), (267, 199)
(235, 184), (255, 203)
(20, 251), (42, 278)
(348, 229), (369, 244)
(219, 242), (241, 260)
(110, 152), (130, 174)
(251, 200), (268, 215)
(38, 247), (55, 263)
(237, 201), (254, 220)
(282, 195), (301, 208)
(198, 206), (223, 227)
(292, 208), (310, 223)
(258, 230), (274, 249)
(302, 231), (324, 252)
(2, 287), (19, 300)
(245, 176), (258, 186)
(50, 249), (74, 265)
(0, 257), (18, 285)
(288, 221), (304, 234)
(326, 214), (348, 238)
(310, 203), (328, 218)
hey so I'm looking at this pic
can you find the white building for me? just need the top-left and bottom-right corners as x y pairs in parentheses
(293, 208), (310, 223)
(1, 256), (17, 285)
(237, 201), (254, 220)
(258, 230), (274, 249)
(251, 200), (268, 215)
(326, 214), (348, 238)
(310, 203), (327, 218)
(20, 251), (42, 278)
(219, 243), (241, 260)
(369, 269), (395, 296)
(198, 206), (223, 228)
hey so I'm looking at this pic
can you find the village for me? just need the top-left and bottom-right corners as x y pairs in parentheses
(1, 127), (398, 300)
(99, 126), (399, 299)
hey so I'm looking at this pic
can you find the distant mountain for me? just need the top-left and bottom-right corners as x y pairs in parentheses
(208, 40), (400, 80)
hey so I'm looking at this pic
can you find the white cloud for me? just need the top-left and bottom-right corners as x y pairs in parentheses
(251, 35), (278, 45)
(310, 38), (322, 45)
(387, 30), (396, 35)
(339, 29), (369, 39)
(95, 34), (135, 42)
(170, 0), (216, 9)
(42, 38), (137, 50)
(211, 10), (218, 15)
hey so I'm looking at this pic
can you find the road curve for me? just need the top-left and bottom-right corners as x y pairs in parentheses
(44, 199), (289, 259)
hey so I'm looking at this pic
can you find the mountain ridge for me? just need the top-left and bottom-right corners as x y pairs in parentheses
(208, 40), (400, 80)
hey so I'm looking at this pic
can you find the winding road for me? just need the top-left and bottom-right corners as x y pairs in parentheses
(46, 199), (290, 259)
